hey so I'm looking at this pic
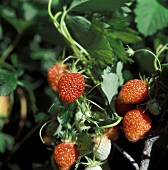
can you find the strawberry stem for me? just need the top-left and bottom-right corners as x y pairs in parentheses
(134, 49), (162, 71)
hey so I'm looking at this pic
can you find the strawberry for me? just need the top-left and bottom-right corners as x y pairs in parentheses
(106, 124), (120, 141)
(58, 72), (85, 102)
(53, 142), (78, 170)
(47, 62), (69, 92)
(118, 79), (148, 104)
(123, 108), (152, 143)
(85, 165), (102, 170)
(0, 95), (10, 118)
(114, 97), (132, 116)
(93, 134), (111, 161)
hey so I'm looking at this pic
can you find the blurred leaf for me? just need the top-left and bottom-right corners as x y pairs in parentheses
(101, 66), (120, 104)
(134, 0), (168, 36)
(70, 0), (133, 12)
(0, 25), (2, 39)
(22, 2), (38, 22)
(35, 112), (48, 122)
(0, 132), (14, 153)
(18, 80), (37, 114)
(0, 69), (18, 96)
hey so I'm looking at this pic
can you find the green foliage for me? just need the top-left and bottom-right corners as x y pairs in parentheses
(0, 132), (14, 153)
(134, 0), (168, 36)
(101, 62), (124, 104)
(0, 0), (168, 169)
(70, 0), (133, 12)
(0, 69), (18, 96)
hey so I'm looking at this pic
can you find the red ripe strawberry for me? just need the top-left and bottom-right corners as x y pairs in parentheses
(53, 142), (78, 170)
(118, 79), (148, 104)
(123, 108), (152, 143)
(58, 72), (85, 102)
(114, 97), (132, 116)
(47, 62), (69, 92)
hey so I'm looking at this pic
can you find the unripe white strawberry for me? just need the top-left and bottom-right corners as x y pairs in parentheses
(85, 165), (102, 170)
(93, 135), (111, 161)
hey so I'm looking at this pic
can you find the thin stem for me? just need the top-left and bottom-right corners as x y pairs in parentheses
(84, 98), (107, 116)
(135, 49), (162, 71)
(156, 43), (168, 57)
(85, 83), (101, 97)
(113, 142), (140, 170)
(99, 116), (122, 129)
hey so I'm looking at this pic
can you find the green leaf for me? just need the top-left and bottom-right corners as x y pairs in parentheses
(70, 0), (133, 12)
(87, 34), (114, 67)
(134, 0), (168, 36)
(76, 131), (94, 156)
(34, 112), (48, 123)
(116, 61), (124, 86)
(0, 69), (18, 96)
(22, 2), (38, 22)
(101, 66), (120, 104)
(107, 33), (133, 63)
(67, 15), (93, 47)
(0, 132), (14, 153)
(58, 103), (75, 128)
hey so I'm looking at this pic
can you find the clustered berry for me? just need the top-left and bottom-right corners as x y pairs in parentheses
(115, 78), (153, 143)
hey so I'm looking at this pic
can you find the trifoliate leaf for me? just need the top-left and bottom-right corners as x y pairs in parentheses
(0, 69), (18, 96)
(101, 66), (119, 104)
(134, 0), (168, 36)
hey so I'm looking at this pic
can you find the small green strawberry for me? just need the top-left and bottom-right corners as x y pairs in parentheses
(119, 79), (148, 104)
(58, 72), (85, 102)
(123, 108), (152, 142)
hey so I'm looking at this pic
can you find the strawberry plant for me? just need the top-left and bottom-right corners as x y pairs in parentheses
(1, 0), (168, 170)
